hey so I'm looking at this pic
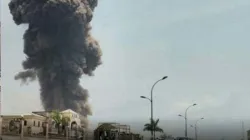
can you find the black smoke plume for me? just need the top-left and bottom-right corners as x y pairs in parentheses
(9, 0), (102, 125)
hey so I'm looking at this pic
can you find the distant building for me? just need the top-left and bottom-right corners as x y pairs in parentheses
(247, 130), (250, 140)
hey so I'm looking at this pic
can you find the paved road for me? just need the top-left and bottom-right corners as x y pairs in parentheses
(2, 135), (60, 140)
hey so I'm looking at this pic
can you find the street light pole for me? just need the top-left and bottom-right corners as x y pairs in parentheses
(190, 125), (195, 140)
(141, 76), (168, 140)
(195, 125), (197, 140)
(140, 96), (153, 139)
(178, 104), (196, 137)
(20, 115), (24, 140)
(45, 113), (49, 140)
(191, 118), (204, 140)
(185, 104), (196, 137)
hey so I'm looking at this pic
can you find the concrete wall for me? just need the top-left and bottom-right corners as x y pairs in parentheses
(23, 118), (45, 135)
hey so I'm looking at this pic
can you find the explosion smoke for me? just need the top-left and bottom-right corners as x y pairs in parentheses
(9, 0), (102, 124)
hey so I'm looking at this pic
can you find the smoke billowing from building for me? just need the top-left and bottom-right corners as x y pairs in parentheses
(9, 0), (102, 125)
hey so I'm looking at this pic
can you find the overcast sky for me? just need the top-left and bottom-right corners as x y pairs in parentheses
(1, 0), (250, 133)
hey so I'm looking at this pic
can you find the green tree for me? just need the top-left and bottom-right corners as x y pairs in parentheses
(51, 110), (62, 134)
(51, 110), (70, 135)
(143, 118), (164, 137)
(62, 116), (70, 126)
(62, 116), (70, 136)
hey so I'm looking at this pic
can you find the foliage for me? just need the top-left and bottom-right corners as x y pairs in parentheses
(51, 110), (71, 134)
(51, 110), (62, 129)
(143, 118), (164, 135)
(62, 116), (70, 126)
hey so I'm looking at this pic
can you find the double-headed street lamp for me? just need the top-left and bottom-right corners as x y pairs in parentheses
(190, 117), (204, 140)
(178, 103), (197, 137)
(140, 76), (168, 140)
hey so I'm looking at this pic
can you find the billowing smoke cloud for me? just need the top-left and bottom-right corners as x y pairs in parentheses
(9, 0), (102, 125)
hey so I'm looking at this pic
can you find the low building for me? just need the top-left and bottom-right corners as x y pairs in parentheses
(60, 109), (81, 128)
(1, 113), (46, 135)
(94, 123), (142, 140)
(1, 109), (85, 137)
(33, 109), (84, 137)
(33, 109), (82, 129)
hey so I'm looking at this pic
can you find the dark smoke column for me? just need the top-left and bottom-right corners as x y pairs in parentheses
(9, 0), (102, 124)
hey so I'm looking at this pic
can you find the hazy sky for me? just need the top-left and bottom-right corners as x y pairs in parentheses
(2, 0), (250, 131)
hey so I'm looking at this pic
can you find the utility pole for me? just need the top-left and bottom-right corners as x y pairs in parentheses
(140, 76), (168, 140)
(190, 118), (204, 140)
(45, 113), (49, 140)
(184, 104), (197, 137)
(0, 75), (1, 138)
(20, 116), (24, 140)
(178, 104), (197, 137)
(66, 126), (69, 140)
(195, 125), (197, 140)
(0, 82), (2, 137)
(242, 121), (245, 140)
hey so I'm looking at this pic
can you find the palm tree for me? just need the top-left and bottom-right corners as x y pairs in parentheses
(143, 118), (164, 138)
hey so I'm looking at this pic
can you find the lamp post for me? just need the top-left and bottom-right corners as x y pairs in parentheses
(45, 116), (49, 140)
(190, 125), (195, 140)
(20, 115), (24, 140)
(190, 117), (204, 140)
(140, 76), (168, 140)
(0, 115), (2, 137)
(178, 103), (197, 137)
(66, 126), (69, 140)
